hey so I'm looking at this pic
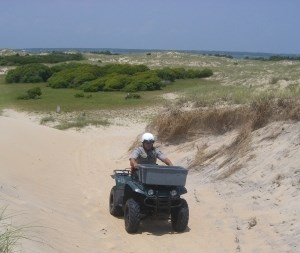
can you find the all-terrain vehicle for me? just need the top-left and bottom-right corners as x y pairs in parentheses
(109, 164), (189, 233)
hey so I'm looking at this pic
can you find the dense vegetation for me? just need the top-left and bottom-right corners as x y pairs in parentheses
(5, 64), (52, 83)
(5, 62), (213, 92)
(47, 64), (101, 88)
(0, 52), (83, 66)
(49, 63), (213, 92)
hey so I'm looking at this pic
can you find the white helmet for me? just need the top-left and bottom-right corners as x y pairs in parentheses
(141, 132), (155, 143)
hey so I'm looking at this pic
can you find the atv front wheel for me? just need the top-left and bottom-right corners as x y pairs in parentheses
(124, 198), (140, 233)
(109, 187), (124, 217)
(171, 198), (189, 232)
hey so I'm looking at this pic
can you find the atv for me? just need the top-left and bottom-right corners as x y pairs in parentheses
(109, 164), (189, 233)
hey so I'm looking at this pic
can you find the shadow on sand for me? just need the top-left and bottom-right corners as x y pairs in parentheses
(136, 217), (191, 236)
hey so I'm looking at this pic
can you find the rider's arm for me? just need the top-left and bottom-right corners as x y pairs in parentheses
(129, 158), (139, 170)
(129, 147), (141, 170)
(156, 148), (173, 166)
(161, 157), (173, 166)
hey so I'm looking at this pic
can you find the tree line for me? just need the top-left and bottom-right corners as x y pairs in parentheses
(0, 52), (83, 66)
(245, 55), (300, 61)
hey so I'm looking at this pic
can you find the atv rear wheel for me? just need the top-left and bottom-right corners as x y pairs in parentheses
(124, 198), (140, 233)
(109, 187), (124, 217)
(171, 198), (189, 232)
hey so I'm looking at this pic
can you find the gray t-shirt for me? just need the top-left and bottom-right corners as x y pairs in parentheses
(129, 146), (166, 165)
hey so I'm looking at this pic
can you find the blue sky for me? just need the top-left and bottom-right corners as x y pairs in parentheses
(0, 0), (299, 54)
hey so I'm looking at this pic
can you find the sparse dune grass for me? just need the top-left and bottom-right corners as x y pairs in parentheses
(0, 82), (158, 111)
(179, 80), (300, 107)
(151, 97), (300, 142)
(55, 115), (110, 130)
(40, 115), (55, 125)
(151, 96), (300, 175)
(150, 105), (250, 142)
(0, 207), (30, 253)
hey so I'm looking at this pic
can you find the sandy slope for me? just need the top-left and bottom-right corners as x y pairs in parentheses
(0, 112), (299, 253)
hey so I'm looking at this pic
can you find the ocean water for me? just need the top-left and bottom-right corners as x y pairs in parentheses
(16, 48), (300, 59)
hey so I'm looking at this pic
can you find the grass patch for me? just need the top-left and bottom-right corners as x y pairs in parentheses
(40, 115), (55, 125)
(0, 207), (29, 253)
(177, 79), (300, 107)
(55, 116), (110, 130)
(0, 81), (164, 112)
(0, 75), (216, 112)
(0, 206), (49, 252)
(177, 79), (253, 106)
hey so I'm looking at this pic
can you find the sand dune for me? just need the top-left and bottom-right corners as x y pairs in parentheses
(0, 112), (299, 253)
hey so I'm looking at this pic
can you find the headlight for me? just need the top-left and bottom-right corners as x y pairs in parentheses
(147, 189), (154, 196)
(170, 189), (177, 197)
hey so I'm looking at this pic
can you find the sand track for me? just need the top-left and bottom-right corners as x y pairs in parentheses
(1, 112), (299, 253)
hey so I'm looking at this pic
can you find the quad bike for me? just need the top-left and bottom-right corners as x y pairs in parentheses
(109, 164), (189, 233)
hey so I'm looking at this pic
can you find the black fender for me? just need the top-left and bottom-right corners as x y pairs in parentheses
(124, 181), (145, 204)
(177, 186), (188, 195)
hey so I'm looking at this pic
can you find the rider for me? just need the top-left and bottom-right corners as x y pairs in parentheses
(129, 132), (173, 170)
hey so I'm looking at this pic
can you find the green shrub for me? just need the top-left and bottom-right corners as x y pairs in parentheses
(197, 68), (213, 78)
(172, 68), (186, 79)
(50, 62), (84, 73)
(17, 87), (42, 100)
(155, 67), (213, 81)
(27, 87), (42, 98)
(46, 62), (213, 93)
(80, 77), (106, 92)
(48, 64), (101, 88)
(74, 92), (84, 98)
(123, 71), (161, 92)
(103, 74), (130, 91)
(101, 63), (149, 75)
(155, 67), (176, 82)
(5, 64), (52, 83)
